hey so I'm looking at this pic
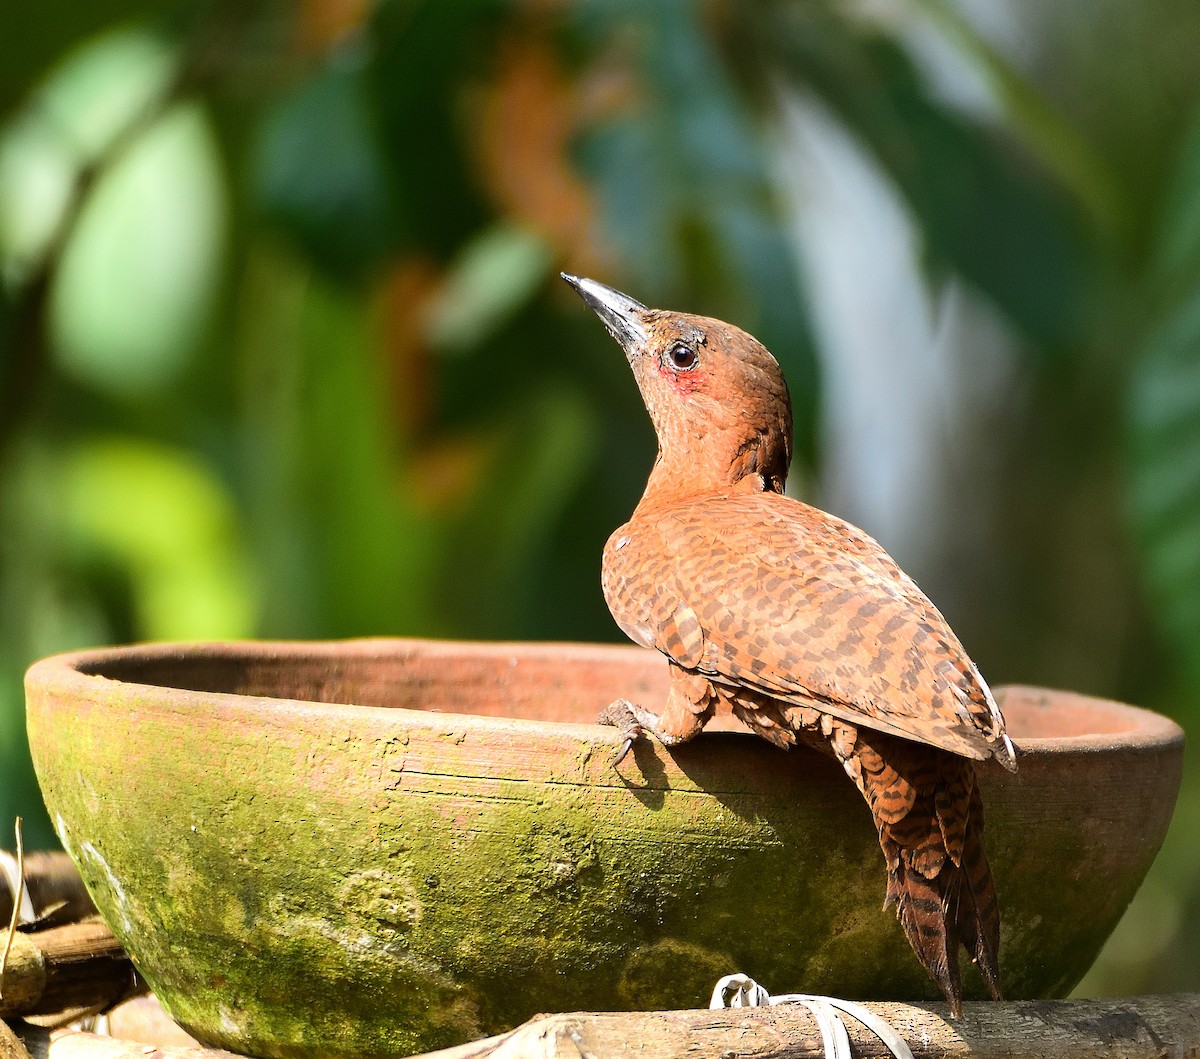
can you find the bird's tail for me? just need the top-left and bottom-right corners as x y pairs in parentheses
(834, 726), (1002, 1016)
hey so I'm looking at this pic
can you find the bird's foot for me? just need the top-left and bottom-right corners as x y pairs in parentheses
(597, 698), (660, 766)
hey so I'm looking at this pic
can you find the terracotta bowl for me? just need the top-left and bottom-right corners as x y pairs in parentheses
(26, 639), (1183, 1058)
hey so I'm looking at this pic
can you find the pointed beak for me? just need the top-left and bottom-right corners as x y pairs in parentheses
(561, 273), (648, 354)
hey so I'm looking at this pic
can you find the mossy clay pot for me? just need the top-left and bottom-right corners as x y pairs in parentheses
(27, 639), (1183, 1058)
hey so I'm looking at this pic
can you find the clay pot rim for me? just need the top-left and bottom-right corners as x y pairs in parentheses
(26, 637), (1184, 758)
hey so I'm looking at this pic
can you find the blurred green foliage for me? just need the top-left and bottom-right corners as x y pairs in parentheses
(2, 0), (1199, 998)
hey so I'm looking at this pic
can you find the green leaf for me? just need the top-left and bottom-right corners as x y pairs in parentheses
(0, 4), (168, 122)
(1128, 288), (1200, 688)
(908, 0), (1121, 243)
(733, 7), (1091, 350)
(0, 26), (176, 283)
(234, 250), (444, 638)
(253, 51), (398, 281)
(425, 223), (554, 355)
(570, 0), (819, 452)
(35, 26), (175, 165)
(1128, 93), (1200, 691)
(450, 385), (600, 635)
(1149, 102), (1200, 302)
(0, 667), (55, 848)
(295, 280), (440, 636)
(49, 101), (225, 396)
(0, 115), (74, 283)
(61, 437), (258, 640)
(367, 0), (502, 257)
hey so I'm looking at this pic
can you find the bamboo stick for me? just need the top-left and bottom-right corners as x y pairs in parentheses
(411, 993), (1200, 1059)
(0, 922), (134, 1019)
(3, 993), (1196, 1059)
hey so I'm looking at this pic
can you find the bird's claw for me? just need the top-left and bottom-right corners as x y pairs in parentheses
(614, 735), (636, 766)
(597, 698), (648, 767)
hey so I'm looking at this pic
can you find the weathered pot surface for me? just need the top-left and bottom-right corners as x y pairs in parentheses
(26, 639), (1184, 1058)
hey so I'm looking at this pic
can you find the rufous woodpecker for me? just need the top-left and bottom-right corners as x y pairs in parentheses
(563, 272), (1016, 1015)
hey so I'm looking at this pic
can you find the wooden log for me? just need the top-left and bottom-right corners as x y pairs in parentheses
(0, 855), (95, 928)
(0, 1020), (34, 1059)
(0, 921), (134, 1019)
(411, 994), (1200, 1059)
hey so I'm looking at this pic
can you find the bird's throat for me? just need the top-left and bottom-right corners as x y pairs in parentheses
(641, 427), (789, 505)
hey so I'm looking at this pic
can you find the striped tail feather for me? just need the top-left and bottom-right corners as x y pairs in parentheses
(885, 842), (963, 1013)
(834, 725), (1003, 1016)
(947, 777), (1003, 1002)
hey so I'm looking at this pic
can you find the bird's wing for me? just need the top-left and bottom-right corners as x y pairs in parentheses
(602, 492), (1010, 762)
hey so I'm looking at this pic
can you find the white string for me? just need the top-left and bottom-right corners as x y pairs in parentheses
(710, 973), (915, 1059)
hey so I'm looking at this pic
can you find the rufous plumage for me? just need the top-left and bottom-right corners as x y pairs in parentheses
(563, 273), (1016, 1014)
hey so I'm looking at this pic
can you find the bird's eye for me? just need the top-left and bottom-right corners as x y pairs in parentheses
(666, 343), (698, 371)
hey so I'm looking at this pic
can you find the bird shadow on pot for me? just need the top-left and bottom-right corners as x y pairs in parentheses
(609, 738), (669, 811)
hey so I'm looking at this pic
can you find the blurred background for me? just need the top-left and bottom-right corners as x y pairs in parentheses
(1, 0), (1198, 996)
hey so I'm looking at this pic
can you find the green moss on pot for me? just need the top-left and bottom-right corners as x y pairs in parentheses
(26, 640), (1184, 1057)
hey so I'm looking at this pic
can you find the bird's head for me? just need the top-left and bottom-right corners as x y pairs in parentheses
(563, 273), (793, 499)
